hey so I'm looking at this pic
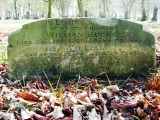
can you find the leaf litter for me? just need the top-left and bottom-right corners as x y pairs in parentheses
(0, 62), (160, 120)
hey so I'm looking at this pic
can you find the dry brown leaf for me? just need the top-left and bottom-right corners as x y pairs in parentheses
(41, 101), (50, 115)
(0, 64), (3, 71)
(14, 111), (22, 120)
(34, 78), (50, 90)
(61, 115), (73, 120)
(148, 75), (160, 93)
(142, 115), (150, 120)
(153, 96), (160, 106)
(130, 88), (141, 95)
(151, 108), (160, 120)
(136, 107), (147, 118)
(111, 99), (138, 109)
(96, 105), (104, 116)
(91, 79), (98, 89)
(77, 91), (88, 98)
(77, 98), (94, 107)
(33, 113), (49, 120)
(79, 97), (87, 102)
(134, 79), (141, 83)
(18, 97), (38, 105)
(111, 109), (121, 120)
(0, 97), (4, 104)
(140, 97), (155, 109)
(17, 91), (39, 101)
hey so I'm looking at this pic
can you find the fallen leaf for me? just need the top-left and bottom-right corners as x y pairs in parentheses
(111, 99), (138, 109)
(0, 97), (4, 104)
(151, 108), (160, 120)
(61, 115), (73, 120)
(18, 97), (38, 105)
(20, 108), (33, 120)
(46, 106), (64, 119)
(73, 106), (83, 120)
(91, 79), (98, 89)
(34, 78), (50, 90)
(33, 113), (49, 120)
(88, 108), (101, 120)
(17, 91), (39, 101)
(3, 112), (14, 120)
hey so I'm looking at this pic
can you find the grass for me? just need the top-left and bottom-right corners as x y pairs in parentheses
(43, 71), (55, 94)
(59, 89), (63, 107)
(43, 71), (63, 107)
(0, 50), (7, 63)
(92, 71), (134, 88)
(132, 115), (140, 120)
(76, 73), (81, 90)
(93, 72), (105, 79)
(56, 73), (61, 90)
(105, 73), (111, 85)
(93, 72), (111, 86)
(119, 72), (133, 88)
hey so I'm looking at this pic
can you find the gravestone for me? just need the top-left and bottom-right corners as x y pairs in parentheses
(7, 18), (156, 79)
(5, 11), (10, 19)
(99, 12), (107, 18)
(26, 11), (30, 19)
(152, 6), (158, 21)
(124, 12), (128, 19)
(85, 10), (88, 17)
(33, 11), (39, 19)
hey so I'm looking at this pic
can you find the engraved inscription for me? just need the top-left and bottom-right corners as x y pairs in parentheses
(8, 18), (156, 78)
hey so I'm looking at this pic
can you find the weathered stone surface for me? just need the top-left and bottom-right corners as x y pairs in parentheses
(152, 6), (158, 21)
(7, 18), (156, 79)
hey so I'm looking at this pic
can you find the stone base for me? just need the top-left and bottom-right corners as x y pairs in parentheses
(14, 18), (19, 20)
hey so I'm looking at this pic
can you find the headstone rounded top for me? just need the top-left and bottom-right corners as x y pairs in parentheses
(7, 18), (156, 79)
(154, 6), (158, 10)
